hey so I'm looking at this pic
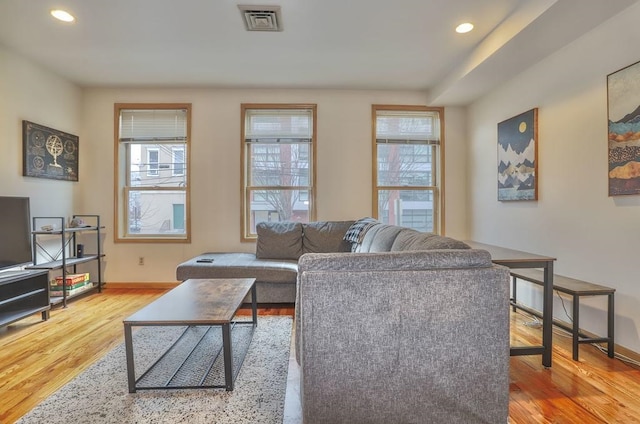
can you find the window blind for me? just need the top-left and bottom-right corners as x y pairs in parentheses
(119, 109), (188, 142)
(245, 109), (313, 142)
(376, 110), (440, 144)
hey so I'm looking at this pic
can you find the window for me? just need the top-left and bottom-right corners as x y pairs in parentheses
(172, 147), (185, 176)
(147, 148), (159, 176)
(373, 105), (443, 233)
(172, 203), (185, 230)
(241, 104), (317, 240)
(115, 104), (191, 242)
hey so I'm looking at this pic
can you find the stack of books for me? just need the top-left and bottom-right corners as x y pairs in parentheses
(50, 273), (91, 297)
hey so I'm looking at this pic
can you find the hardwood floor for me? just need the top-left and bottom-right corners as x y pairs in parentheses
(0, 288), (638, 423)
(0, 288), (166, 424)
(509, 310), (640, 423)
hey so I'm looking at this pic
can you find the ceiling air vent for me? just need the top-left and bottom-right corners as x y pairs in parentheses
(238, 5), (282, 31)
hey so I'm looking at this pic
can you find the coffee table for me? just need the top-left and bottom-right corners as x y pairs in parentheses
(123, 278), (257, 392)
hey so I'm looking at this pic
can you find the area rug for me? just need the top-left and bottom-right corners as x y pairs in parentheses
(17, 316), (293, 424)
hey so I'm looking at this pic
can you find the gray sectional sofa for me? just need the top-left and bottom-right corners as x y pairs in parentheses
(175, 219), (471, 304)
(175, 219), (511, 423)
(176, 220), (356, 303)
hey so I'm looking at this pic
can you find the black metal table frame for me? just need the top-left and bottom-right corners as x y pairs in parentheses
(465, 241), (555, 368)
(124, 284), (257, 392)
(505, 260), (554, 367)
(511, 271), (615, 361)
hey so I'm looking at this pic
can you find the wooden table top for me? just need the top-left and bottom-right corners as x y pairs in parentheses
(464, 240), (556, 264)
(123, 278), (255, 326)
(510, 268), (615, 295)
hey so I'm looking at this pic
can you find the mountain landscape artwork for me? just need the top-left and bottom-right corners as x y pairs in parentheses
(608, 60), (640, 196)
(497, 108), (538, 201)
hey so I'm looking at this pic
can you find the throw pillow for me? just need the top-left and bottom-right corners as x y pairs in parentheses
(255, 222), (303, 259)
(343, 217), (378, 251)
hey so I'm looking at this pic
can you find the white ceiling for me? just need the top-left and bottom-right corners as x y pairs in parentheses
(0, 0), (637, 105)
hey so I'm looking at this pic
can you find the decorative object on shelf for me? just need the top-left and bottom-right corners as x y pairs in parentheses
(22, 120), (79, 181)
(497, 108), (538, 201)
(607, 60), (640, 196)
(76, 244), (84, 258)
(69, 217), (86, 227)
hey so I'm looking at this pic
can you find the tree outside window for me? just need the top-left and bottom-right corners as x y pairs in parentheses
(241, 105), (317, 240)
(373, 106), (443, 233)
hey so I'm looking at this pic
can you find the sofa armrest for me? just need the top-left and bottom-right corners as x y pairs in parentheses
(296, 252), (510, 424)
(298, 249), (493, 271)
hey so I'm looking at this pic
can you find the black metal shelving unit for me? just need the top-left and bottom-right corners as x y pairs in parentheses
(27, 214), (104, 307)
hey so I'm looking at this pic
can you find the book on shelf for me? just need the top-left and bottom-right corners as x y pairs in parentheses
(50, 281), (88, 291)
(50, 283), (93, 297)
(51, 273), (90, 287)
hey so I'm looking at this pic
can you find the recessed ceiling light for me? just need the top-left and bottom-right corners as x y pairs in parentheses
(51, 9), (75, 23)
(455, 22), (474, 34)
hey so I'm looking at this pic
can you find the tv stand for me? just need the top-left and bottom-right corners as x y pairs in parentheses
(0, 269), (30, 278)
(0, 269), (50, 328)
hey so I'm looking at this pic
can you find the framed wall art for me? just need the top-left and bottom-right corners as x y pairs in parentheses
(23, 121), (79, 181)
(607, 60), (640, 196)
(497, 108), (538, 201)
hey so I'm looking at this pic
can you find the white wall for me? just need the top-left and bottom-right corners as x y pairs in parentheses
(80, 89), (468, 284)
(442, 106), (468, 240)
(468, 3), (640, 353)
(0, 45), (82, 219)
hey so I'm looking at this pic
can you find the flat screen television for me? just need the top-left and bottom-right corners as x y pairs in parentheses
(0, 196), (32, 271)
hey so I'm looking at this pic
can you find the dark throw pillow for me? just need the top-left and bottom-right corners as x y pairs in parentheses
(343, 217), (378, 251)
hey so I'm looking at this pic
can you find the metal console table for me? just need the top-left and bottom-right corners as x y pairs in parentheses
(465, 241), (556, 368)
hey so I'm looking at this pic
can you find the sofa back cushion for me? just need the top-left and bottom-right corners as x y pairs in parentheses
(302, 221), (354, 254)
(390, 230), (471, 251)
(357, 223), (406, 252)
(256, 222), (303, 259)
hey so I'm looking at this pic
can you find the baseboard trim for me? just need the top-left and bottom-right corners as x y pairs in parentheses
(612, 344), (640, 366)
(104, 282), (180, 289)
(515, 304), (640, 366)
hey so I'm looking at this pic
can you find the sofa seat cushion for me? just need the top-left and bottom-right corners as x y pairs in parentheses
(176, 253), (298, 284)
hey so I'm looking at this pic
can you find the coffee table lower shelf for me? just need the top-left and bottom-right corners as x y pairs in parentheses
(125, 320), (256, 392)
